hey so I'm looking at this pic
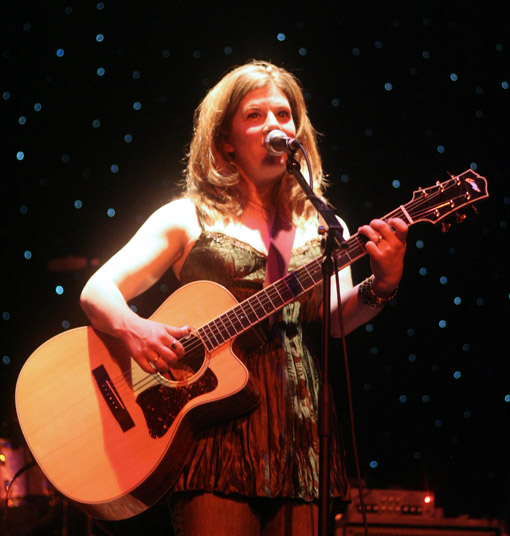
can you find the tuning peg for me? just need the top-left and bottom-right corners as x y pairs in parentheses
(456, 212), (467, 223)
(441, 222), (451, 233)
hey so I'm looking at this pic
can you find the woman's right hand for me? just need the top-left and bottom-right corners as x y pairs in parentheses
(118, 316), (191, 373)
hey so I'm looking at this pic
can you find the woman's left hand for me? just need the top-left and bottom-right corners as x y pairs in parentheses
(358, 217), (408, 296)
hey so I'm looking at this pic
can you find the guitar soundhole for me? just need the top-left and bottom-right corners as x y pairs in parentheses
(160, 333), (206, 384)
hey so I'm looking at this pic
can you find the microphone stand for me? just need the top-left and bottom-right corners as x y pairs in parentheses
(285, 150), (347, 536)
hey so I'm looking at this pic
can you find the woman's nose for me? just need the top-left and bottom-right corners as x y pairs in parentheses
(264, 111), (281, 131)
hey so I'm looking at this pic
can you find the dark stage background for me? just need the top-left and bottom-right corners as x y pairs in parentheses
(1, 1), (509, 534)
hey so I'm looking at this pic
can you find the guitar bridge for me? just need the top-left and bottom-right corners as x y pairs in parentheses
(92, 365), (135, 432)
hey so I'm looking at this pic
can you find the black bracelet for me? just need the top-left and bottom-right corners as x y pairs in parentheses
(358, 275), (398, 308)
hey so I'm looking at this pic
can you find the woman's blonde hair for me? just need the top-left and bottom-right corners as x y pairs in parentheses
(184, 60), (327, 224)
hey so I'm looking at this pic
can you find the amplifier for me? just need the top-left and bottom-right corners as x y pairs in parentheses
(336, 488), (507, 536)
(343, 488), (436, 519)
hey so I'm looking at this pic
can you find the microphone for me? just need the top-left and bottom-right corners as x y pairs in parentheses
(264, 130), (301, 156)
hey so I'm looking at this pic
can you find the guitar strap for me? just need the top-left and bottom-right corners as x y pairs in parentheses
(264, 218), (296, 288)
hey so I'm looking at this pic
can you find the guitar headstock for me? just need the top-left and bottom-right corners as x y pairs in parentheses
(406, 169), (489, 226)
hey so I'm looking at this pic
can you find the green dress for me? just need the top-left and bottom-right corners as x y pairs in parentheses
(171, 230), (350, 501)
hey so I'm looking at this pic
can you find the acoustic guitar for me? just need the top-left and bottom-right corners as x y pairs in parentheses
(15, 170), (488, 520)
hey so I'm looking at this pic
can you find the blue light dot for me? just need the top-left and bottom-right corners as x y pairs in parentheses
(96, 33), (104, 42)
(369, 460), (378, 469)
(408, 354), (417, 363)
(298, 47), (307, 56)
(16, 151), (24, 161)
(365, 128), (374, 137)
(107, 208), (116, 217)
(92, 119), (101, 128)
(61, 153), (70, 163)
(450, 73), (458, 81)
(23, 23), (31, 31)
(352, 47), (361, 56)
(392, 179), (400, 189)
(3, 312), (11, 320)
(475, 110), (484, 118)
(416, 240), (424, 249)
(55, 286), (64, 295)
(18, 116), (27, 125)
(419, 267), (428, 276)
(496, 43), (503, 52)
(422, 51), (430, 59)
(34, 103), (42, 111)
(162, 49), (170, 58)
(374, 41), (383, 49)
(476, 297), (484, 306)
(110, 164), (119, 173)
(370, 346), (379, 355)
(133, 101), (141, 110)
(130, 304), (138, 312)
(399, 395), (408, 403)
(124, 133), (132, 143)
(132, 70), (141, 79)
(192, 50), (201, 59)
(440, 276), (448, 285)
(24, 250), (32, 260)
(439, 320), (447, 328)
(453, 370), (462, 379)
(413, 451), (422, 460)
(437, 145), (445, 154)
(462, 343), (470, 352)
(434, 419), (442, 428)
(340, 174), (349, 183)
(2, 91), (10, 100)
(64, 6), (72, 14)
(62, 320), (70, 329)
(224, 46), (233, 55)
(363, 383), (372, 392)
(3, 356), (11, 365)
(454, 296), (462, 305)
(449, 247), (456, 255)
(56, 48), (65, 57)
(96, 67), (105, 76)
(504, 395), (510, 403)
(365, 323), (374, 333)
(463, 410), (471, 418)
(502, 81), (508, 90)
(331, 98), (340, 107)
(384, 82), (393, 91)
(407, 328), (415, 336)
(74, 200), (82, 209)
(277, 33), (286, 41)
(470, 162), (478, 170)
(20, 205), (28, 214)
(422, 395), (430, 403)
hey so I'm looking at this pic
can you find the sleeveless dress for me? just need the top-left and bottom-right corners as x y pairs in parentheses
(171, 228), (350, 502)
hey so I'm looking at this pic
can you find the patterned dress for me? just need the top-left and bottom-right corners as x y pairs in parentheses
(171, 229), (350, 502)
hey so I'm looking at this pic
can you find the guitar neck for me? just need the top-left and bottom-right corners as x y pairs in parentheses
(195, 168), (489, 353)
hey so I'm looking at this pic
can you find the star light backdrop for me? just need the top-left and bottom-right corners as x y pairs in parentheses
(1, 1), (509, 532)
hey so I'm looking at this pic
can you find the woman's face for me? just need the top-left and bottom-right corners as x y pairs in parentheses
(225, 83), (296, 195)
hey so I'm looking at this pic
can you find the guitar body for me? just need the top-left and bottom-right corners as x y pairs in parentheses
(15, 281), (259, 520)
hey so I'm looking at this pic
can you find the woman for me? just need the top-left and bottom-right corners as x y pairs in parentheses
(80, 60), (407, 535)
